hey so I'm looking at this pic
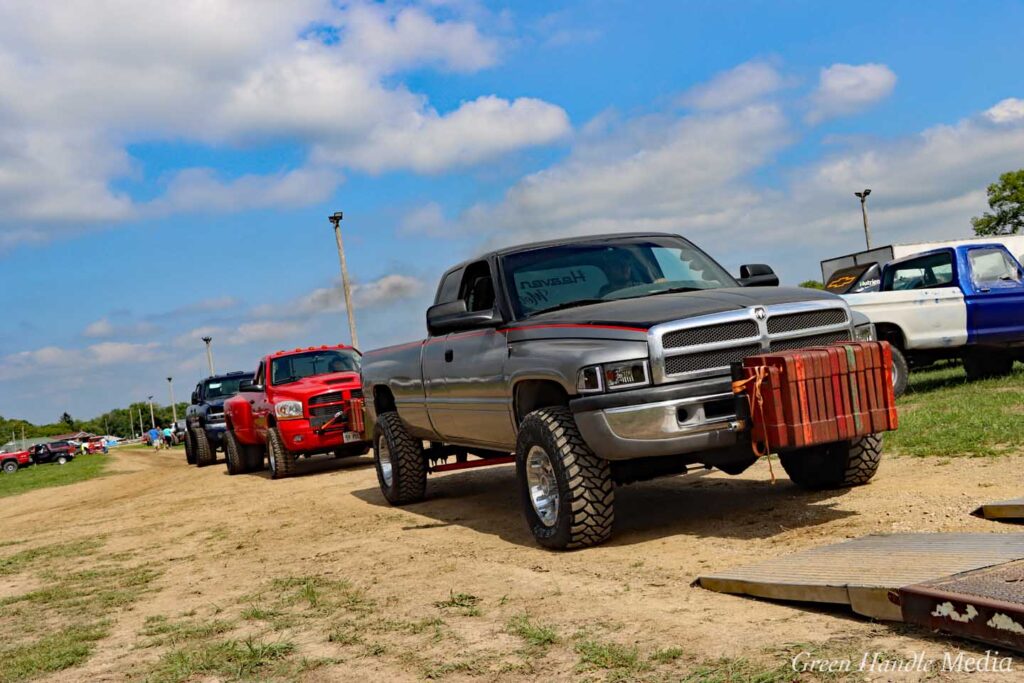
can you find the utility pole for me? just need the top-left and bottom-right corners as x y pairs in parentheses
(855, 188), (872, 249)
(167, 377), (177, 425)
(129, 407), (135, 439)
(138, 407), (144, 435)
(328, 211), (360, 349)
(201, 336), (215, 376)
(148, 396), (156, 429)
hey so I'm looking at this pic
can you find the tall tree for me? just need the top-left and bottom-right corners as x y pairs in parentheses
(59, 412), (76, 430)
(972, 169), (1024, 235)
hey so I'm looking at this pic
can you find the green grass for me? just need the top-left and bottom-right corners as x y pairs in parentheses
(0, 538), (104, 576)
(0, 454), (111, 499)
(889, 363), (1024, 457)
(506, 613), (558, 648)
(147, 637), (295, 683)
(434, 591), (482, 616)
(574, 638), (649, 677)
(0, 623), (110, 682)
(140, 615), (235, 647)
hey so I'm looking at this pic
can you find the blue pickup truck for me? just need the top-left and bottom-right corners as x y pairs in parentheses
(843, 242), (1024, 395)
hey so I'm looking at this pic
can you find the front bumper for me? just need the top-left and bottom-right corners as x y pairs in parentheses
(204, 422), (227, 445)
(571, 377), (746, 460)
(277, 418), (369, 454)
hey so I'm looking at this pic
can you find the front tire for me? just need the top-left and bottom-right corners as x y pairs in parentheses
(373, 412), (426, 505)
(192, 428), (214, 467)
(779, 435), (882, 490)
(266, 427), (295, 479)
(224, 430), (246, 475)
(57, 455), (68, 465)
(2, 461), (18, 474)
(515, 407), (614, 550)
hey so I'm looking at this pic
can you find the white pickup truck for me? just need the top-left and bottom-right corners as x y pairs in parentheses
(843, 242), (1024, 395)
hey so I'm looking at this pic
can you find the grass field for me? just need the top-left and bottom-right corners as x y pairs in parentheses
(0, 454), (112, 499)
(889, 361), (1024, 458)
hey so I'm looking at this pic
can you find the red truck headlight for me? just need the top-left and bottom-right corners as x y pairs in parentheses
(274, 400), (304, 420)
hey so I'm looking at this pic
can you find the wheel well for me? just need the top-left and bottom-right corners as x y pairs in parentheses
(514, 380), (569, 425)
(874, 323), (905, 350)
(373, 385), (397, 415)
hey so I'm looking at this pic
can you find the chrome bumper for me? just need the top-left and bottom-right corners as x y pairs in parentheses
(573, 391), (746, 460)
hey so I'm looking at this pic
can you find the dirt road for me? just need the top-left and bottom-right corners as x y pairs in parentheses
(3, 447), (1022, 681)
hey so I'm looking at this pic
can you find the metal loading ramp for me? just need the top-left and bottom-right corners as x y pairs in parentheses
(972, 498), (1024, 522)
(697, 533), (1024, 622)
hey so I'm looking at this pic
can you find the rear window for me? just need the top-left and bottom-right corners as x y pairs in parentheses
(883, 252), (954, 291)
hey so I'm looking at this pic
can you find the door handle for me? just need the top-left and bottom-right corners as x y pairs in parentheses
(444, 349), (454, 362)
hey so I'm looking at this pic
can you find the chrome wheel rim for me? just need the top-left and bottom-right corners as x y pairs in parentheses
(891, 359), (900, 391)
(526, 446), (559, 527)
(378, 438), (393, 487)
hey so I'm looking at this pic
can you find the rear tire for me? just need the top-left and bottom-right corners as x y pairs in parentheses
(2, 460), (17, 474)
(780, 435), (882, 490)
(224, 430), (246, 475)
(266, 427), (296, 479)
(373, 412), (426, 505)
(890, 346), (909, 397)
(515, 407), (614, 550)
(57, 455), (68, 465)
(964, 351), (1014, 381)
(192, 428), (214, 467)
(184, 429), (196, 465)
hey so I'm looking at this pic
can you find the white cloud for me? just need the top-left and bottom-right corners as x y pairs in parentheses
(82, 318), (157, 340)
(83, 319), (115, 339)
(0, 1), (568, 246)
(680, 60), (788, 111)
(400, 202), (447, 235)
(296, 274), (425, 315)
(807, 63), (896, 123)
(0, 341), (161, 381)
(231, 321), (304, 346)
(985, 98), (1024, 124)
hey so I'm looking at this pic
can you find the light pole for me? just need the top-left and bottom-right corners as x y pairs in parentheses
(128, 407), (135, 439)
(148, 396), (156, 429)
(855, 188), (872, 249)
(201, 336), (215, 376)
(138, 407), (144, 435)
(167, 377), (177, 425)
(328, 211), (360, 349)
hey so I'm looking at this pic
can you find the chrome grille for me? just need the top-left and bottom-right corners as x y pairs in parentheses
(663, 321), (758, 349)
(664, 345), (761, 375)
(650, 302), (852, 383)
(767, 308), (847, 334)
(769, 331), (851, 352)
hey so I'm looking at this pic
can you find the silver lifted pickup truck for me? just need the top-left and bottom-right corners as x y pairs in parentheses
(362, 233), (881, 549)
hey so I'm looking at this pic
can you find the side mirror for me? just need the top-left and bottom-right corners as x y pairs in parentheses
(239, 379), (263, 392)
(190, 391), (199, 405)
(738, 263), (779, 287)
(427, 300), (502, 335)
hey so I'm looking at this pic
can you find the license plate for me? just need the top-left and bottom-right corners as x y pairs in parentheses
(343, 431), (361, 444)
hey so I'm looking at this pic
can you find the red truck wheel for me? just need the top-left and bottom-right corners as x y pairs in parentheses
(2, 460), (17, 474)
(224, 430), (246, 476)
(267, 428), (295, 479)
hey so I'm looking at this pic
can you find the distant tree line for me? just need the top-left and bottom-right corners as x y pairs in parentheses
(1, 401), (189, 442)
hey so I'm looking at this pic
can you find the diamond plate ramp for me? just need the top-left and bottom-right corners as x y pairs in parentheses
(972, 498), (1024, 522)
(698, 533), (1024, 621)
(898, 560), (1024, 653)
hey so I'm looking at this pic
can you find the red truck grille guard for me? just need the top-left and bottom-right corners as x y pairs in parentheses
(310, 397), (365, 435)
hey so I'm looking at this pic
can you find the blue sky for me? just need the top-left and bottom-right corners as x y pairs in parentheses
(2, 0), (1024, 423)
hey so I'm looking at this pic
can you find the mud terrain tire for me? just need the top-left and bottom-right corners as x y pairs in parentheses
(192, 427), (214, 467)
(184, 429), (196, 465)
(266, 427), (296, 479)
(516, 407), (614, 550)
(780, 434), (882, 490)
(374, 412), (426, 505)
(224, 429), (246, 475)
(890, 346), (909, 398)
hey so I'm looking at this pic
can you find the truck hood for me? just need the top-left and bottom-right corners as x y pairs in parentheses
(519, 287), (842, 329)
(269, 371), (361, 401)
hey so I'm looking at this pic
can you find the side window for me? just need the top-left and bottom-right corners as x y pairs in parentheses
(968, 248), (1022, 285)
(436, 268), (464, 305)
(459, 261), (496, 312)
(884, 252), (954, 291)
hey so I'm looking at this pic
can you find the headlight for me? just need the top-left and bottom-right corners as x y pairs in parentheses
(274, 400), (304, 420)
(854, 323), (876, 341)
(577, 360), (650, 393)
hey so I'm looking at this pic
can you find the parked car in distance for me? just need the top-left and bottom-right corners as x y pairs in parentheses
(30, 442), (76, 465)
(224, 345), (370, 478)
(185, 371), (254, 467)
(1, 449), (32, 474)
(843, 243), (1024, 395)
(362, 232), (881, 550)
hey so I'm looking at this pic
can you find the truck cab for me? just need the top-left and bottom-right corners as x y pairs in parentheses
(184, 371), (254, 467)
(843, 243), (1024, 394)
(224, 345), (370, 478)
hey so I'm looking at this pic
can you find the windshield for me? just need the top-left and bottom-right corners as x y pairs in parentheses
(271, 350), (360, 386)
(204, 376), (249, 400)
(501, 237), (736, 317)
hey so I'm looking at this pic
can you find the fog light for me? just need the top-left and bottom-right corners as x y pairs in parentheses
(293, 435), (304, 443)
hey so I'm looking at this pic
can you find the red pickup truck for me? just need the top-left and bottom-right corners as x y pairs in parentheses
(1, 450), (32, 474)
(224, 345), (370, 478)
